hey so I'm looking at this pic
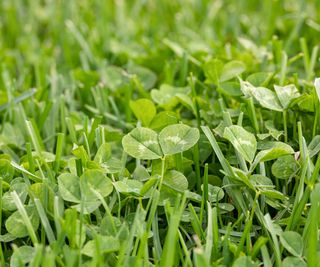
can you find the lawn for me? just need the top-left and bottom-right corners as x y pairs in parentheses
(0, 0), (320, 266)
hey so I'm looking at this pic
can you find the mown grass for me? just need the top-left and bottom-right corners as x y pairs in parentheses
(0, 0), (320, 266)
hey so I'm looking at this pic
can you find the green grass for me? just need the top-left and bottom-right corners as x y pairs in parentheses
(0, 0), (320, 266)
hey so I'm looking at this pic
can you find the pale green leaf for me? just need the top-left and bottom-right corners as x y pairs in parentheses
(58, 173), (81, 203)
(251, 86), (283, 111)
(252, 142), (294, 168)
(5, 206), (39, 238)
(149, 111), (179, 131)
(82, 236), (120, 257)
(274, 84), (300, 109)
(10, 246), (35, 267)
(282, 257), (306, 267)
(220, 61), (246, 82)
(232, 256), (259, 267)
(130, 98), (157, 126)
(280, 231), (303, 257)
(159, 124), (200, 155)
(114, 179), (143, 196)
(272, 155), (299, 179)
(80, 169), (113, 200)
(163, 170), (188, 192)
(122, 127), (162, 160)
(150, 84), (189, 108)
(315, 78), (320, 102)
(203, 58), (223, 84)
(223, 125), (257, 163)
(94, 143), (112, 163)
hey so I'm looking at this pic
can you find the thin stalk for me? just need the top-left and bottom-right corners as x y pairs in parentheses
(246, 97), (259, 133)
(0, 177), (3, 267)
(235, 192), (260, 258)
(26, 142), (35, 173)
(54, 133), (64, 173)
(279, 51), (287, 85)
(158, 156), (166, 191)
(193, 144), (201, 193)
(12, 191), (38, 245)
(283, 110), (288, 142)
(200, 163), (209, 225)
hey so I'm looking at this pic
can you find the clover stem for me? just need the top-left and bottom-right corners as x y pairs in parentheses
(158, 156), (166, 191)
(283, 110), (288, 143)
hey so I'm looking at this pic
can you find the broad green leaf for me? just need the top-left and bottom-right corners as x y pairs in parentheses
(80, 169), (113, 200)
(94, 143), (111, 163)
(219, 82), (242, 96)
(280, 231), (303, 257)
(252, 142), (294, 169)
(5, 206), (39, 238)
(0, 123), (24, 147)
(102, 66), (127, 92)
(159, 124), (200, 155)
(100, 215), (129, 240)
(31, 151), (56, 163)
(274, 84), (300, 109)
(82, 236), (120, 257)
(127, 64), (157, 90)
(0, 233), (16, 242)
(240, 79), (255, 97)
(30, 183), (55, 213)
(315, 78), (320, 102)
(149, 111), (179, 131)
(133, 165), (150, 181)
(11, 161), (41, 182)
(223, 125), (257, 163)
(2, 182), (28, 211)
(260, 189), (286, 200)
(213, 121), (228, 137)
(130, 98), (156, 126)
(282, 257), (306, 267)
(291, 93), (315, 112)
(150, 84), (190, 109)
(62, 214), (87, 247)
(240, 80), (283, 111)
(0, 159), (14, 182)
(207, 184), (224, 202)
(203, 58), (223, 84)
(247, 72), (273, 86)
(176, 93), (196, 114)
(219, 203), (235, 212)
(10, 246), (35, 267)
(234, 168), (255, 190)
(72, 146), (89, 166)
(232, 256), (259, 267)
(308, 135), (320, 158)
(73, 69), (100, 90)
(250, 175), (273, 190)
(265, 120), (283, 140)
(163, 170), (188, 192)
(257, 133), (270, 140)
(185, 191), (202, 202)
(251, 86), (283, 111)
(158, 186), (178, 206)
(122, 127), (162, 159)
(140, 178), (158, 196)
(101, 157), (122, 173)
(272, 155), (299, 179)
(220, 61), (246, 82)
(72, 202), (101, 215)
(113, 179), (143, 196)
(58, 173), (81, 203)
